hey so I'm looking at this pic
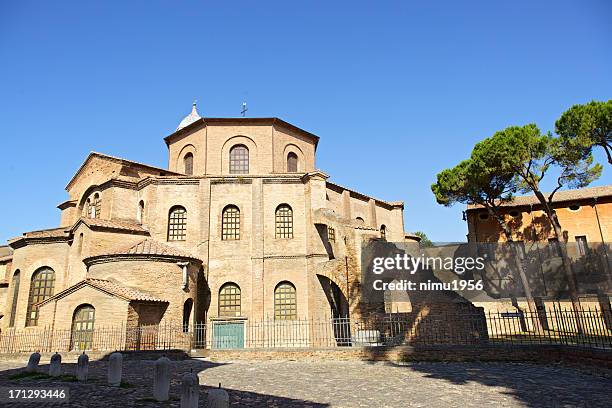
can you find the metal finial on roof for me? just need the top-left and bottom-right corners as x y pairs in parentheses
(176, 100), (202, 131)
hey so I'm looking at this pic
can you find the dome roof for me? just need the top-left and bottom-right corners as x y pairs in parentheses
(176, 102), (201, 131)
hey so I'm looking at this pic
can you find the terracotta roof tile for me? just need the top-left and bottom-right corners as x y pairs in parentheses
(467, 185), (612, 210)
(98, 238), (200, 260)
(38, 278), (167, 306)
(22, 227), (69, 239)
(85, 278), (167, 302)
(76, 217), (149, 233)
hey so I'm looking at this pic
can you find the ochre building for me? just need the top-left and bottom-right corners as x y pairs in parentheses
(0, 104), (407, 337)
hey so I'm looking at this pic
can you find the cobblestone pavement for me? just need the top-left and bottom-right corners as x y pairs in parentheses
(0, 358), (609, 407)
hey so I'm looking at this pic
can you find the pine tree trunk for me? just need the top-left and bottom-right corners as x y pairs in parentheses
(489, 209), (541, 332)
(531, 189), (584, 333)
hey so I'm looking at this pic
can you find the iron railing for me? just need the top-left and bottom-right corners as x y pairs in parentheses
(0, 307), (610, 353)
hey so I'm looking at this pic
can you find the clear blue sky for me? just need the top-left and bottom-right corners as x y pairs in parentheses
(1, 1), (611, 243)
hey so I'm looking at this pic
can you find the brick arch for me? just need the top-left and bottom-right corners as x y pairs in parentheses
(221, 135), (258, 174)
(316, 270), (348, 300)
(283, 143), (305, 172)
(77, 185), (101, 213)
(176, 144), (197, 174)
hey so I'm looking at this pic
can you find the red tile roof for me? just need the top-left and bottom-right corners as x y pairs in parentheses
(94, 238), (200, 261)
(467, 185), (612, 210)
(37, 278), (167, 306)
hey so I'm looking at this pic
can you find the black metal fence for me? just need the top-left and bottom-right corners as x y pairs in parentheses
(0, 307), (610, 353)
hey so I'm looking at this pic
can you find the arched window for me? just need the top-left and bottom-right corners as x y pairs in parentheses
(168, 206), (187, 241)
(183, 153), (194, 175)
(138, 200), (145, 224)
(9, 270), (20, 327)
(356, 217), (364, 225)
(183, 299), (193, 332)
(275, 204), (293, 239)
(219, 283), (241, 317)
(380, 225), (387, 240)
(90, 193), (101, 218)
(229, 145), (249, 174)
(26, 267), (55, 326)
(71, 304), (95, 350)
(287, 152), (298, 172)
(222, 205), (240, 240)
(274, 282), (297, 320)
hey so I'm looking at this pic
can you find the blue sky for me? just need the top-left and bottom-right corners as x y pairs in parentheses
(1, 1), (611, 243)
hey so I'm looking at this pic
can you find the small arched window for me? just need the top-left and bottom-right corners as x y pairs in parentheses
(138, 200), (145, 224)
(219, 283), (241, 317)
(380, 225), (387, 240)
(229, 145), (249, 174)
(92, 193), (101, 218)
(274, 281), (297, 320)
(183, 299), (193, 332)
(356, 217), (364, 225)
(71, 304), (95, 350)
(9, 270), (20, 327)
(183, 153), (194, 175)
(26, 267), (56, 326)
(275, 204), (293, 239)
(287, 152), (298, 172)
(168, 206), (187, 241)
(222, 205), (240, 240)
(76, 233), (84, 256)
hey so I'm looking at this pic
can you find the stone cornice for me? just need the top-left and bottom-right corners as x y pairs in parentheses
(9, 236), (71, 250)
(84, 253), (202, 266)
(164, 117), (320, 149)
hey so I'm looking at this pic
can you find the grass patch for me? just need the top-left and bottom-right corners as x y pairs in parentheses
(59, 375), (78, 382)
(9, 371), (51, 380)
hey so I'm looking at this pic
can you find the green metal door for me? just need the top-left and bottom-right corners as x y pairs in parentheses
(213, 322), (244, 349)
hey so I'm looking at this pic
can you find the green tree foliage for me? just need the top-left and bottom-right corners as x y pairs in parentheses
(414, 231), (433, 247)
(555, 100), (612, 164)
(472, 124), (602, 324)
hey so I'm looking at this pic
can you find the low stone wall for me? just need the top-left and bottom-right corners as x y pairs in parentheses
(206, 345), (612, 373)
(0, 349), (190, 363)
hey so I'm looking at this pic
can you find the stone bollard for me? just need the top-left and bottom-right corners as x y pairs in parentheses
(180, 369), (199, 408)
(107, 352), (123, 387)
(26, 352), (41, 373)
(76, 352), (89, 382)
(49, 353), (62, 377)
(206, 385), (229, 408)
(153, 355), (171, 402)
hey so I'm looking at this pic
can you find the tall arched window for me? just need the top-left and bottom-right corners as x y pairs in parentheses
(183, 299), (193, 332)
(71, 304), (95, 350)
(275, 204), (293, 239)
(274, 282), (297, 320)
(168, 206), (187, 241)
(183, 153), (194, 175)
(138, 200), (145, 224)
(229, 145), (249, 174)
(26, 267), (55, 326)
(9, 271), (20, 327)
(287, 152), (298, 172)
(92, 194), (101, 218)
(219, 283), (241, 317)
(380, 225), (387, 240)
(222, 205), (240, 240)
